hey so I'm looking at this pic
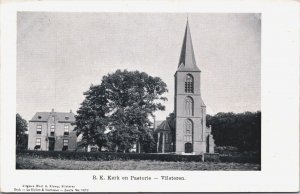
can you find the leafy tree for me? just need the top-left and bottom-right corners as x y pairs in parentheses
(75, 84), (109, 151)
(206, 111), (261, 152)
(75, 69), (168, 152)
(16, 113), (28, 149)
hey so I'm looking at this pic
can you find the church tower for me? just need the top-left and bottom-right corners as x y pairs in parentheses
(174, 20), (213, 154)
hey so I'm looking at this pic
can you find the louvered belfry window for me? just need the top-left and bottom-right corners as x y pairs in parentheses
(185, 74), (193, 93)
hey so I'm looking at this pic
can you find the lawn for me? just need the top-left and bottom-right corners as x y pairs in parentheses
(16, 155), (260, 170)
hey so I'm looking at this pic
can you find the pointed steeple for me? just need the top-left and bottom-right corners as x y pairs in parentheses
(177, 20), (200, 71)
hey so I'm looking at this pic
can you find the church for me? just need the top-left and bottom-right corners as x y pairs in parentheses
(155, 20), (215, 155)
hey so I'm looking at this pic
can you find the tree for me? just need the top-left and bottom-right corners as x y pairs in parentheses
(206, 111), (261, 152)
(74, 84), (109, 151)
(74, 69), (168, 152)
(16, 113), (28, 149)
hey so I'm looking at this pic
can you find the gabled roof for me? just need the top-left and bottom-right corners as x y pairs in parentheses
(177, 20), (200, 72)
(154, 120), (163, 129)
(30, 111), (75, 123)
(154, 120), (171, 133)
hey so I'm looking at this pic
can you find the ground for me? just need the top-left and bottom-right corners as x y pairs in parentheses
(16, 155), (260, 170)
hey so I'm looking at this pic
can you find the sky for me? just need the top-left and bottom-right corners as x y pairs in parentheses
(17, 12), (261, 121)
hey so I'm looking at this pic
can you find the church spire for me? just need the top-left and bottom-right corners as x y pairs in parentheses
(178, 19), (200, 71)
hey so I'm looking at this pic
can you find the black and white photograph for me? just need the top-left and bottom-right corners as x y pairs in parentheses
(1, 0), (299, 193)
(16, 12), (261, 170)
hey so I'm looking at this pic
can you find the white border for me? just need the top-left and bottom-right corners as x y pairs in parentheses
(1, 0), (299, 192)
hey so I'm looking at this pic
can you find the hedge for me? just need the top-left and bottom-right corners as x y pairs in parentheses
(219, 153), (261, 164)
(16, 150), (203, 162)
(16, 150), (260, 163)
(203, 153), (220, 162)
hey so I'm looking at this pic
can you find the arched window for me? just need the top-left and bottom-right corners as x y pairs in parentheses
(185, 74), (194, 93)
(184, 96), (194, 116)
(184, 119), (193, 142)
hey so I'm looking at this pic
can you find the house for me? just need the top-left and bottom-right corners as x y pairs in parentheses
(155, 20), (215, 155)
(27, 109), (77, 151)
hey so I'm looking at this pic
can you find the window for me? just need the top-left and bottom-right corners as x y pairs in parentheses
(36, 138), (41, 145)
(165, 133), (169, 143)
(36, 125), (42, 134)
(63, 139), (69, 146)
(184, 119), (193, 142)
(50, 125), (55, 136)
(185, 74), (194, 93)
(184, 96), (194, 116)
(185, 119), (192, 134)
(35, 138), (41, 149)
(64, 125), (69, 135)
(63, 139), (69, 151)
(52, 116), (55, 122)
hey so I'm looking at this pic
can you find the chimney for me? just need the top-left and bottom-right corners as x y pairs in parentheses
(70, 109), (72, 113)
(51, 108), (54, 113)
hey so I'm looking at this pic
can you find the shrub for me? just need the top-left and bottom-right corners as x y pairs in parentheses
(16, 144), (27, 150)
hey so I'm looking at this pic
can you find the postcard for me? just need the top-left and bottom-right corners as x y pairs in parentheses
(1, 0), (299, 192)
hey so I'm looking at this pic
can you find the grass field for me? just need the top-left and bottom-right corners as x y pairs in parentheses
(16, 155), (260, 170)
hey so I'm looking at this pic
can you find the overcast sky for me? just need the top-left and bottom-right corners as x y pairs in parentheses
(17, 12), (261, 121)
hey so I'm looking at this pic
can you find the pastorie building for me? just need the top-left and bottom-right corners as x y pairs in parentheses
(155, 20), (215, 155)
(27, 109), (77, 151)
